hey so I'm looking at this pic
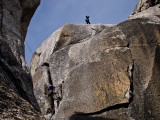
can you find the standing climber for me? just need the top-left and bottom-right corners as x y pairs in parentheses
(53, 84), (62, 104)
(53, 83), (63, 112)
(44, 83), (55, 119)
(85, 16), (90, 24)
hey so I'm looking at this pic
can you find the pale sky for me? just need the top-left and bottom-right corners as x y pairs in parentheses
(25, 0), (139, 64)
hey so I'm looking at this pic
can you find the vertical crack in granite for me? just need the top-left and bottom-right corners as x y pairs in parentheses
(75, 103), (130, 116)
(143, 44), (160, 120)
(41, 62), (54, 88)
(127, 61), (134, 103)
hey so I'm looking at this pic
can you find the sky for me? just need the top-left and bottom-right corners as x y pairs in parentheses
(25, 0), (139, 65)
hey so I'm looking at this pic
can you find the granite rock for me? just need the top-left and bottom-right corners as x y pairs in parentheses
(131, 0), (160, 15)
(0, 0), (43, 119)
(30, 1), (160, 120)
(31, 18), (160, 120)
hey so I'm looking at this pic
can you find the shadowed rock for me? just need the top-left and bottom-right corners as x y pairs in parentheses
(0, 0), (43, 119)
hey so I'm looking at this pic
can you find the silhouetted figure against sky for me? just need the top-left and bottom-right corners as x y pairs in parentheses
(85, 16), (90, 24)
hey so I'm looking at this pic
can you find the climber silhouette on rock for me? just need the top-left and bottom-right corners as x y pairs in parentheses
(85, 16), (90, 24)
(48, 84), (54, 96)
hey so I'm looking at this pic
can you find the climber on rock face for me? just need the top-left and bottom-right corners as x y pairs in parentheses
(53, 83), (63, 111)
(48, 84), (54, 96)
(85, 16), (90, 24)
(46, 107), (51, 114)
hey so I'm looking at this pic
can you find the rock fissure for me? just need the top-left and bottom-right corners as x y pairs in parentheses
(36, 52), (42, 57)
(104, 46), (130, 53)
(128, 61), (134, 103)
(75, 102), (130, 116)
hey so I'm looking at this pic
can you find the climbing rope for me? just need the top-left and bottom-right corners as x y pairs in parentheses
(25, 41), (33, 54)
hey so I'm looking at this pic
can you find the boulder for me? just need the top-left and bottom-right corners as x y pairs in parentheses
(31, 17), (160, 120)
(31, 24), (114, 116)
(30, 1), (160, 120)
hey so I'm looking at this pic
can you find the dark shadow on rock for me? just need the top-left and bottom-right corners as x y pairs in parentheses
(73, 103), (129, 116)
(69, 112), (116, 120)
(0, 37), (40, 111)
(69, 102), (131, 120)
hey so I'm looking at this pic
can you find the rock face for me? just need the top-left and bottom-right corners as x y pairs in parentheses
(129, 3), (160, 19)
(30, 1), (160, 120)
(31, 3), (160, 119)
(30, 24), (115, 116)
(132, 0), (160, 14)
(0, 0), (43, 119)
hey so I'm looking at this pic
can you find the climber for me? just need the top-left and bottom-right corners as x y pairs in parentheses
(46, 107), (51, 114)
(85, 16), (90, 24)
(53, 83), (63, 108)
(48, 84), (54, 96)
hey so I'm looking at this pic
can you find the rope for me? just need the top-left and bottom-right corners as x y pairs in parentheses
(25, 41), (33, 54)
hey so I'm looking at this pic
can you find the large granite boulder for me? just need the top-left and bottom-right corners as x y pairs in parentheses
(30, 24), (114, 116)
(30, 1), (160, 120)
(0, 0), (43, 119)
(31, 18), (160, 120)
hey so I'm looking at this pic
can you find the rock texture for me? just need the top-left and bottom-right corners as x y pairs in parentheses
(0, 0), (43, 119)
(129, 3), (160, 19)
(30, 0), (160, 120)
(132, 0), (160, 15)
(31, 2), (160, 119)
(30, 24), (115, 116)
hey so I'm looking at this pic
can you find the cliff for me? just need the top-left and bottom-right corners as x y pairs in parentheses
(0, 0), (160, 120)
(30, 1), (160, 120)
(0, 0), (43, 119)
